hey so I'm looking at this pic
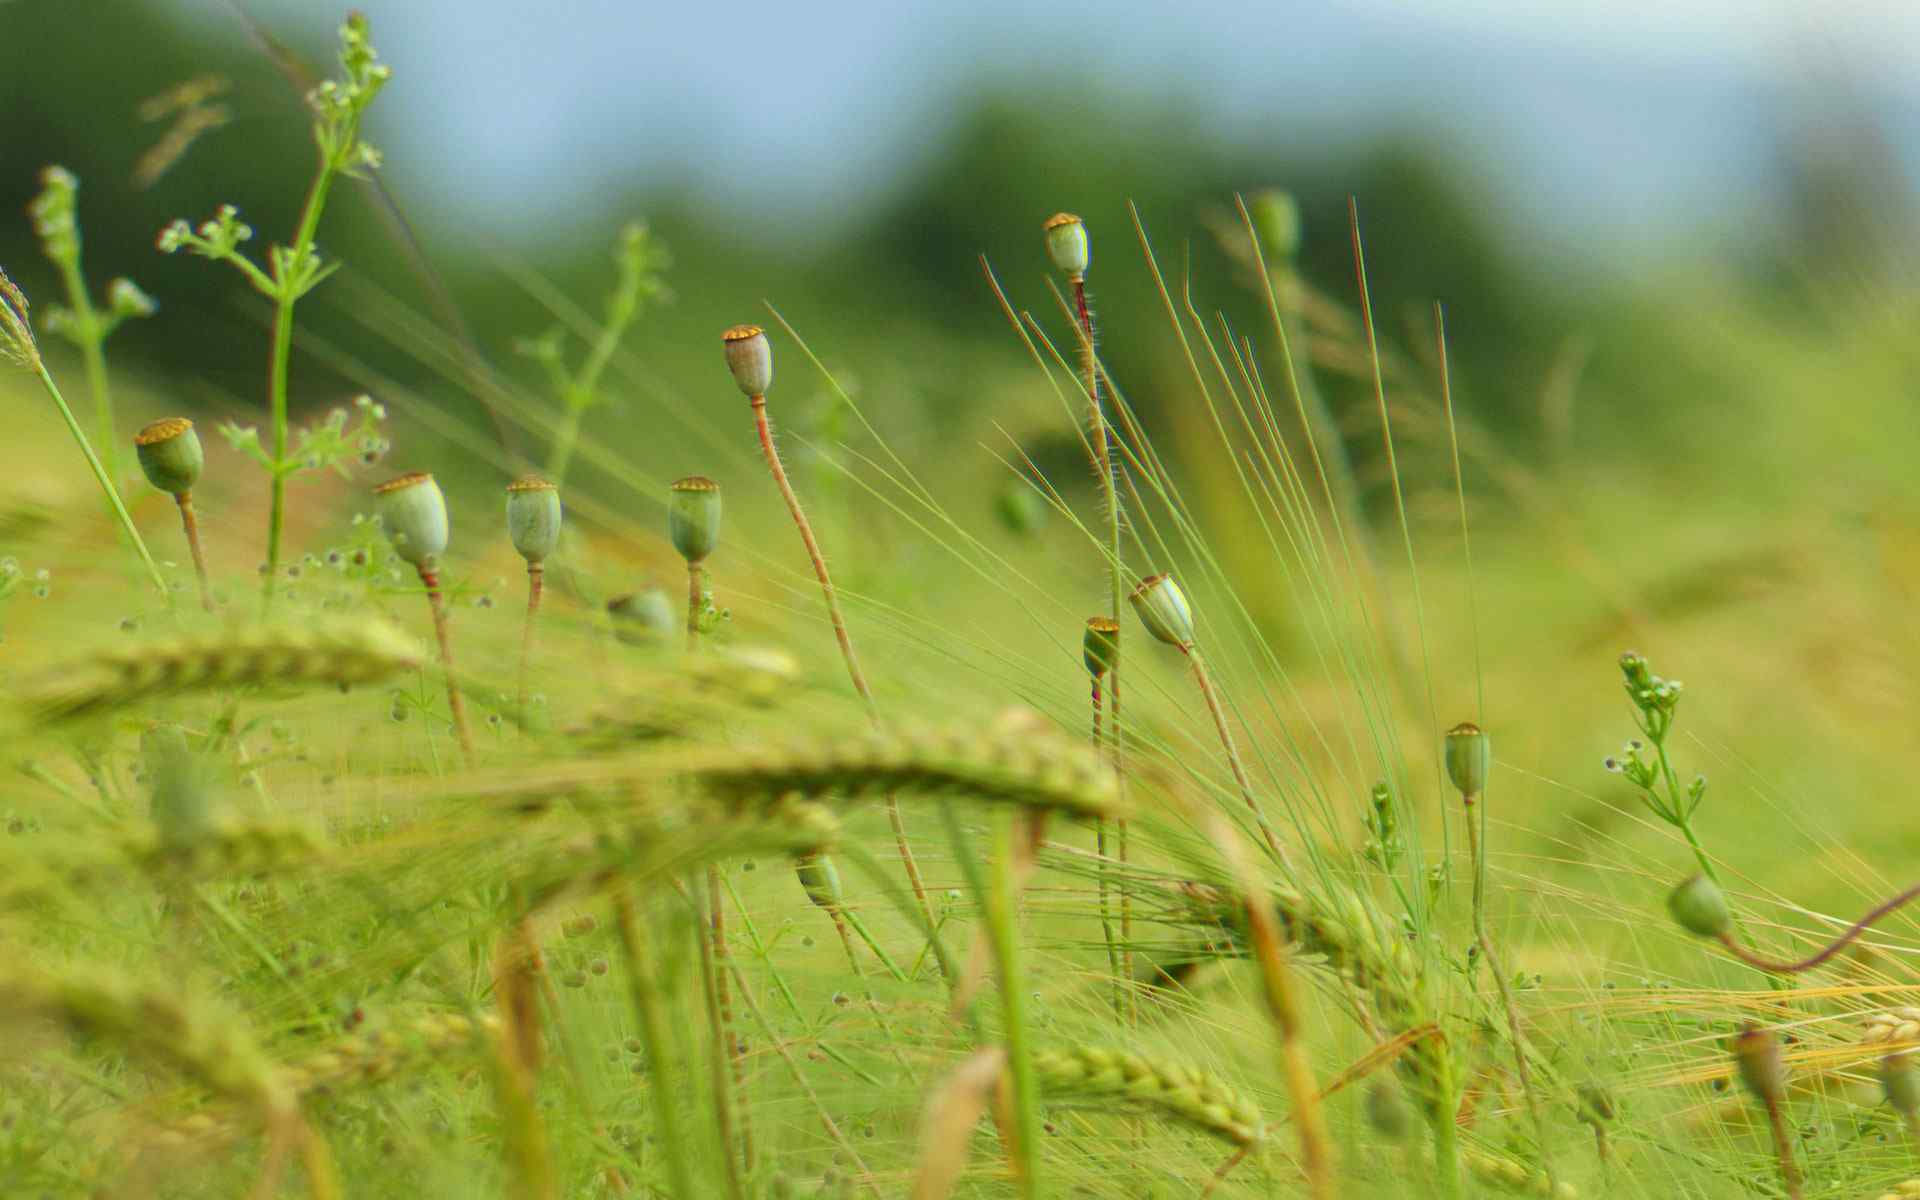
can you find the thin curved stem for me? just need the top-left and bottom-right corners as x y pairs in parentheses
(1715, 879), (1920, 974)
(750, 394), (942, 966)
(1183, 646), (1290, 870)
(31, 361), (167, 597)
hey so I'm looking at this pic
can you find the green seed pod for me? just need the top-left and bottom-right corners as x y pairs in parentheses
(1667, 874), (1732, 939)
(134, 417), (203, 496)
(1732, 1023), (1785, 1105)
(143, 722), (213, 850)
(505, 474), (561, 565)
(1083, 616), (1119, 678)
(794, 852), (843, 911)
(374, 472), (449, 568)
(1043, 212), (1089, 279)
(722, 324), (772, 397)
(668, 475), (722, 563)
(1574, 1081), (1617, 1126)
(1129, 573), (1195, 649)
(1363, 1079), (1412, 1142)
(607, 588), (676, 645)
(1443, 721), (1491, 796)
(1249, 189), (1303, 261)
(1884, 1053), (1920, 1116)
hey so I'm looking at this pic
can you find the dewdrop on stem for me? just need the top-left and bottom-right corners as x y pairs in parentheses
(1043, 212), (1089, 280)
(1443, 722), (1491, 798)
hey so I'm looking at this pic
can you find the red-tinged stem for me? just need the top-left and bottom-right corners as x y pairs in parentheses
(1765, 1096), (1803, 1200)
(175, 491), (213, 612)
(686, 558), (705, 651)
(1715, 878), (1920, 973)
(518, 561), (543, 721)
(750, 394), (940, 962)
(418, 565), (475, 766)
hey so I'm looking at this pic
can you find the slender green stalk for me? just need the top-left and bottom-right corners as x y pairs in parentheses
(986, 816), (1042, 1198)
(49, 253), (119, 489)
(1183, 646), (1290, 870)
(1091, 677), (1123, 1015)
(31, 362), (167, 597)
(611, 888), (699, 1200)
(1461, 791), (1554, 1185)
(690, 876), (745, 1200)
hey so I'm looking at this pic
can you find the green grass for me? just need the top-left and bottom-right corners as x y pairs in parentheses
(9, 15), (1920, 1200)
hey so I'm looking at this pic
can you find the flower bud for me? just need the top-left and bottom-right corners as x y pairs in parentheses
(668, 475), (723, 563)
(1129, 573), (1195, 648)
(505, 474), (562, 565)
(1884, 1052), (1920, 1117)
(133, 417), (203, 496)
(1083, 616), (1120, 678)
(722, 324), (772, 397)
(1666, 874), (1732, 939)
(1732, 1023), (1785, 1105)
(374, 471), (449, 568)
(1443, 721), (1491, 796)
(795, 852), (844, 911)
(607, 588), (676, 645)
(1043, 212), (1089, 279)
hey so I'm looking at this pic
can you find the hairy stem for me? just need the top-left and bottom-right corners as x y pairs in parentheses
(417, 566), (475, 766)
(1765, 1096), (1803, 1200)
(686, 558), (704, 651)
(1091, 677), (1123, 1016)
(692, 875), (745, 1200)
(986, 817), (1042, 1198)
(750, 394), (942, 966)
(175, 492), (213, 612)
(707, 867), (752, 1173)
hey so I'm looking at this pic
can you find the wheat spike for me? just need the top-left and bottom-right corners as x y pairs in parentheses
(1463, 1149), (1577, 1198)
(22, 619), (422, 722)
(1033, 1045), (1263, 1147)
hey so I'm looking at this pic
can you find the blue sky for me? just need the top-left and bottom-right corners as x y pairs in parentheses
(185, 1), (1920, 265)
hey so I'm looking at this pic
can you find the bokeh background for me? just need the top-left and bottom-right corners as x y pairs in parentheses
(8, 0), (1920, 909)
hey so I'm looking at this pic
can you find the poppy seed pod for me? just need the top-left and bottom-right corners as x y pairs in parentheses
(1083, 616), (1119, 678)
(134, 417), (203, 496)
(722, 324), (772, 397)
(607, 588), (676, 644)
(374, 472), (449, 568)
(1732, 1023), (1786, 1105)
(1884, 1052), (1920, 1117)
(1043, 212), (1089, 279)
(668, 475), (723, 563)
(505, 474), (561, 565)
(1444, 721), (1491, 796)
(1667, 874), (1732, 939)
(1129, 573), (1195, 649)
(795, 852), (844, 911)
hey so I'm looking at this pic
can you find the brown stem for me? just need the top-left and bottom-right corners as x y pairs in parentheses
(1764, 1096), (1803, 1200)
(686, 558), (705, 651)
(750, 395), (940, 964)
(174, 491), (213, 612)
(418, 566), (475, 767)
(1715, 879), (1920, 973)
(518, 562), (543, 721)
(1184, 647), (1291, 870)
